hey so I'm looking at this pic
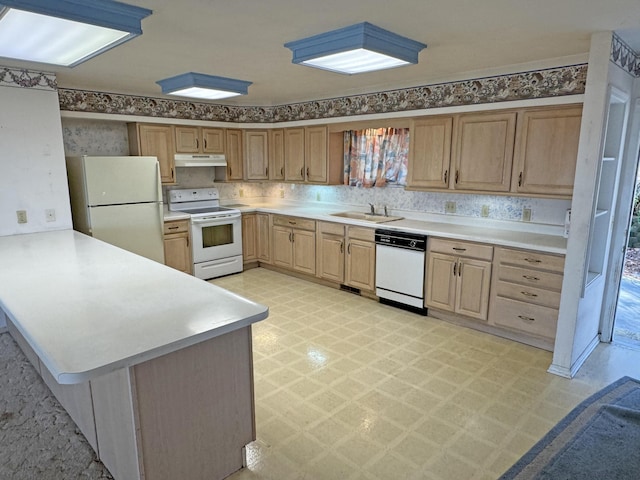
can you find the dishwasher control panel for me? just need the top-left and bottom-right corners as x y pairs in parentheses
(374, 229), (427, 251)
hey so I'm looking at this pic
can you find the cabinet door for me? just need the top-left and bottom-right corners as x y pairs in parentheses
(318, 233), (344, 283)
(242, 214), (257, 262)
(407, 117), (453, 189)
(272, 226), (293, 268)
(244, 131), (269, 180)
(132, 124), (175, 184)
(256, 213), (271, 263)
(305, 126), (328, 183)
(512, 107), (582, 196)
(175, 126), (200, 153)
(164, 233), (191, 274)
(226, 129), (244, 180)
(202, 128), (225, 154)
(425, 253), (456, 312)
(292, 229), (316, 275)
(345, 239), (375, 291)
(269, 129), (285, 180)
(284, 128), (305, 181)
(455, 258), (491, 320)
(452, 112), (516, 192)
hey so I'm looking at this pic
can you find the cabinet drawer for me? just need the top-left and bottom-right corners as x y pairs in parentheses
(491, 296), (558, 339)
(495, 280), (561, 309)
(348, 226), (375, 242)
(496, 248), (564, 273)
(497, 264), (563, 291)
(318, 221), (345, 236)
(429, 238), (493, 261)
(164, 220), (189, 234)
(273, 216), (316, 231)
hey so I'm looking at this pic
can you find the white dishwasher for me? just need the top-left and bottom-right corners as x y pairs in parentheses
(375, 229), (428, 310)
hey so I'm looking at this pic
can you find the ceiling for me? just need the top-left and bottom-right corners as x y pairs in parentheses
(3, 0), (640, 106)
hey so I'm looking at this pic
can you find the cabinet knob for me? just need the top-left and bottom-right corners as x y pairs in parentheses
(523, 275), (540, 281)
(168, 226), (179, 230)
(280, 167), (284, 176)
(518, 172), (523, 187)
(524, 258), (541, 264)
(300, 167), (304, 178)
(340, 241), (344, 253)
(306, 167), (310, 178)
(455, 170), (459, 184)
(266, 166), (269, 176)
(453, 262), (457, 276)
(196, 138), (199, 149)
(520, 291), (538, 298)
(518, 315), (535, 322)
(452, 247), (466, 252)
(444, 170), (448, 184)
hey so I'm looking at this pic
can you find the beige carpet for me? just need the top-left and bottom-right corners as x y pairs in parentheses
(0, 332), (112, 479)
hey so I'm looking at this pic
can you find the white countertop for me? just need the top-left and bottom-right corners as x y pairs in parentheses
(0, 230), (268, 384)
(213, 201), (568, 254)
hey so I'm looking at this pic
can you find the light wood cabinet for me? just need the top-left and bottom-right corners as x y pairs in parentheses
(345, 226), (376, 292)
(244, 130), (269, 180)
(305, 125), (328, 183)
(317, 222), (345, 283)
(407, 116), (453, 189)
(269, 129), (285, 181)
(284, 128), (306, 182)
(426, 238), (493, 320)
(163, 219), (191, 274)
(128, 123), (175, 184)
(241, 213), (257, 263)
(511, 106), (582, 197)
(272, 216), (316, 275)
(256, 213), (271, 263)
(175, 126), (225, 154)
(451, 111), (517, 192)
(489, 247), (565, 348)
(225, 129), (244, 180)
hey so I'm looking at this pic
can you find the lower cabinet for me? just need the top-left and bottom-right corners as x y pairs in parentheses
(317, 222), (345, 283)
(272, 216), (316, 275)
(345, 226), (376, 292)
(256, 213), (271, 263)
(425, 238), (493, 321)
(489, 247), (564, 348)
(242, 213), (257, 264)
(163, 219), (192, 274)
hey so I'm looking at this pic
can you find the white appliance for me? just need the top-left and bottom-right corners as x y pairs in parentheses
(65, 155), (165, 263)
(174, 154), (226, 167)
(168, 188), (242, 280)
(375, 229), (428, 310)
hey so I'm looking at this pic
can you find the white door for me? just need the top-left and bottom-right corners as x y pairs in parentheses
(88, 203), (165, 263)
(84, 156), (161, 206)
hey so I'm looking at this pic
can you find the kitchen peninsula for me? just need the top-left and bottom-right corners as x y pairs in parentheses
(0, 230), (268, 480)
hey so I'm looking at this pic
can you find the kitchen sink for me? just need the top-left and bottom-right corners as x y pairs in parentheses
(330, 211), (403, 223)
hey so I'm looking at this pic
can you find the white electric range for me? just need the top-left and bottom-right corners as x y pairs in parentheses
(168, 188), (243, 280)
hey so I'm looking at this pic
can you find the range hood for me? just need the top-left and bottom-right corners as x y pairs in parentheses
(174, 154), (226, 167)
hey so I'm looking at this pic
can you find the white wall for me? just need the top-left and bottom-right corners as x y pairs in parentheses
(0, 83), (71, 236)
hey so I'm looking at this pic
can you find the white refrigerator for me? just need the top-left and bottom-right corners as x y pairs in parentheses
(65, 156), (165, 263)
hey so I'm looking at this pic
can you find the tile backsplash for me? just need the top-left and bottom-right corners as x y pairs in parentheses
(61, 118), (570, 226)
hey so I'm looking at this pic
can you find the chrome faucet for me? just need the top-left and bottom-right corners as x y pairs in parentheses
(368, 203), (375, 215)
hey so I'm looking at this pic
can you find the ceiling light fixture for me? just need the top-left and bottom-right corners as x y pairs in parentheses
(0, 0), (152, 67)
(284, 22), (426, 75)
(156, 72), (253, 100)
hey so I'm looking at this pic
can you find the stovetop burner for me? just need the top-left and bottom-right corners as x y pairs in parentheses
(168, 187), (240, 217)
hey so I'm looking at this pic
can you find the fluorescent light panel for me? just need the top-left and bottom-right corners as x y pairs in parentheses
(0, 1), (151, 67)
(156, 73), (252, 100)
(285, 22), (426, 74)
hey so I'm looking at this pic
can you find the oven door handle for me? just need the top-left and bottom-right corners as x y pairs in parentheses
(191, 214), (241, 224)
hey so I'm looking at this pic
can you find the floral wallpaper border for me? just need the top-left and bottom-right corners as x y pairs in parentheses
(0, 67), (57, 91)
(611, 34), (640, 78)
(58, 64), (587, 123)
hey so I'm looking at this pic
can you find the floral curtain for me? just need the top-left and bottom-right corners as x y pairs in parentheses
(343, 128), (410, 187)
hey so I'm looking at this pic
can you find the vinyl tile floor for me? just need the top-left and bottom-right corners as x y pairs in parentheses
(210, 268), (640, 480)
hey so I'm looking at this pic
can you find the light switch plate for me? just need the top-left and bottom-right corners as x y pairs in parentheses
(445, 201), (456, 214)
(481, 205), (489, 217)
(16, 210), (27, 224)
(522, 208), (532, 222)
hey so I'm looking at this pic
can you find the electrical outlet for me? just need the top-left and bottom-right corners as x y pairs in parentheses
(522, 207), (532, 222)
(239, 188), (244, 198)
(279, 189), (285, 198)
(45, 209), (56, 222)
(16, 210), (27, 224)
(481, 205), (489, 217)
(445, 201), (456, 214)
(316, 192), (321, 202)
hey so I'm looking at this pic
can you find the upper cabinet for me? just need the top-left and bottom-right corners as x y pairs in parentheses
(407, 117), (453, 189)
(284, 126), (342, 184)
(128, 123), (176, 184)
(511, 106), (582, 197)
(244, 130), (269, 180)
(451, 111), (517, 192)
(407, 105), (581, 198)
(284, 127), (306, 182)
(269, 129), (285, 181)
(305, 126), (329, 183)
(225, 129), (244, 180)
(175, 126), (225, 154)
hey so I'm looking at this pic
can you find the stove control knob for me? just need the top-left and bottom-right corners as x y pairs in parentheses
(409, 240), (417, 248)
